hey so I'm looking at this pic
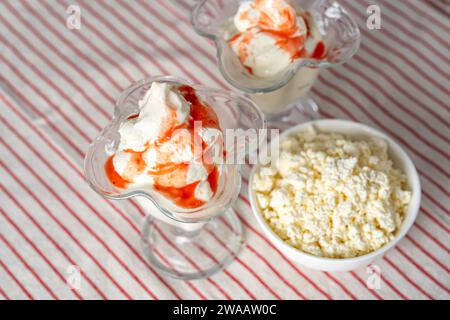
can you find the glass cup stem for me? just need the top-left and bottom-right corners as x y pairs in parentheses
(139, 205), (243, 280)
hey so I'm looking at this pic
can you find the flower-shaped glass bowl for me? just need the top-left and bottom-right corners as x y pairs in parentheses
(84, 75), (265, 224)
(84, 76), (265, 279)
(192, 0), (361, 93)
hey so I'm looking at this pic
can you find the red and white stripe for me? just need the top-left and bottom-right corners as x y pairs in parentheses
(0, 0), (448, 300)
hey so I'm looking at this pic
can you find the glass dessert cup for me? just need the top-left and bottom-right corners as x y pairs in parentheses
(191, 0), (360, 126)
(84, 76), (265, 280)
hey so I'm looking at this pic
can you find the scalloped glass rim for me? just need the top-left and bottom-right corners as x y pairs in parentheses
(191, 0), (361, 93)
(84, 75), (265, 223)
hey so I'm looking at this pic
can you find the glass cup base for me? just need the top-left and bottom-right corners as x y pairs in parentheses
(264, 96), (321, 130)
(140, 208), (243, 280)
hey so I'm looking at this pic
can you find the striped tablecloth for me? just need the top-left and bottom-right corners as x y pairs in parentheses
(0, 0), (449, 300)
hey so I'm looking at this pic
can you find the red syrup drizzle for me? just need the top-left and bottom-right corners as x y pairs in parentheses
(228, 3), (327, 74)
(105, 85), (222, 209)
(311, 40), (326, 59)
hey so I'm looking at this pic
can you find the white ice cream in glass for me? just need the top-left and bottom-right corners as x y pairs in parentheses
(228, 0), (324, 115)
(85, 76), (265, 279)
(105, 82), (222, 210)
(192, 0), (360, 123)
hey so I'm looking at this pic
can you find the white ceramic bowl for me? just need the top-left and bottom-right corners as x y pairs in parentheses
(248, 119), (421, 272)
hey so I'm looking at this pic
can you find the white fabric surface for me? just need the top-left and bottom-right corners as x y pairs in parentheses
(0, 0), (449, 300)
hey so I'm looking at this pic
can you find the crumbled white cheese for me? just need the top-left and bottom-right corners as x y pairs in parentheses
(253, 128), (411, 258)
